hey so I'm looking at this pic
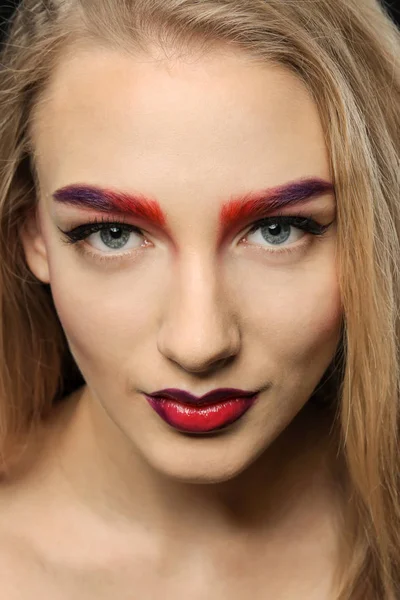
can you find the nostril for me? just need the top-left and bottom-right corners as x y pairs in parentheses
(171, 353), (235, 377)
(213, 355), (235, 371)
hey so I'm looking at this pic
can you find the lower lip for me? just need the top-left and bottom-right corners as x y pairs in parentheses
(144, 395), (258, 433)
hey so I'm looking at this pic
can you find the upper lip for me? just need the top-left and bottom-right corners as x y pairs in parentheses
(144, 388), (259, 406)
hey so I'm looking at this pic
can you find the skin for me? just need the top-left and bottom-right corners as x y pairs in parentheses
(2, 42), (344, 598)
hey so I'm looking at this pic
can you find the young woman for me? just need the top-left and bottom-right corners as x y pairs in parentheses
(0, 0), (399, 597)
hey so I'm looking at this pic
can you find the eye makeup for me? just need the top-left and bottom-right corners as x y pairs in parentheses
(53, 185), (169, 232)
(240, 212), (334, 258)
(59, 216), (142, 245)
(218, 177), (335, 244)
(52, 176), (334, 234)
(57, 215), (150, 265)
(53, 176), (335, 262)
(58, 211), (334, 266)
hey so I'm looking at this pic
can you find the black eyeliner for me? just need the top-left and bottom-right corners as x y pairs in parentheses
(248, 214), (332, 237)
(58, 217), (142, 245)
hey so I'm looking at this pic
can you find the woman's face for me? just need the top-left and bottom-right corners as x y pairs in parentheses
(23, 44), (341, 482)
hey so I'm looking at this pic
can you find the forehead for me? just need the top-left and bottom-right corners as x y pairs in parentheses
(31, 44), (330, 202)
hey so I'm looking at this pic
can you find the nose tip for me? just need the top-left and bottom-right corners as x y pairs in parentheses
(159, 321), (241, 374)
(157, 296), (241, 374)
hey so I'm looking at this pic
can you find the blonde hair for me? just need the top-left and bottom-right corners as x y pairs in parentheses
(1, 0), (399, 596)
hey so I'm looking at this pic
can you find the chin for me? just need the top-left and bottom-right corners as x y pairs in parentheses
(136, 429), (266, 484)
(148, 460), (251, 485)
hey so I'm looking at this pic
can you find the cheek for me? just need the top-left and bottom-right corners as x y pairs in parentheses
(46, 248), (169, 371)
(233, 255), (342, 364)
(279, 275), (342, 348)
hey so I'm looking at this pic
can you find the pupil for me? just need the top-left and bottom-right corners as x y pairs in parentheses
(260, 222), (291, 245)
(268, 224), (281, 236)
(110, 227), (122, 239)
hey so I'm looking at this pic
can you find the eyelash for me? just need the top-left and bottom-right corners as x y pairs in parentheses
(58, 213), (332, 259)
(245, 214), (330, 238)
(59, 216), (137, 244)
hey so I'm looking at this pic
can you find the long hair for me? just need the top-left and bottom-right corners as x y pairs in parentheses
(0, 0), (399, 596)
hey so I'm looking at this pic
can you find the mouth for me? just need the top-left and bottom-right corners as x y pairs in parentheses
(144, 388), (260, 433)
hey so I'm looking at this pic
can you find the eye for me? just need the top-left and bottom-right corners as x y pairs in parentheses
(87, 225), (143, 252)
(243, 215), (330, 249)
(58, 219), (148, 254)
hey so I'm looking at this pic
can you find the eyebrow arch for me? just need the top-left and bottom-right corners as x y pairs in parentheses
(218, 177), (335, 243)
(52, 184), (168, 230)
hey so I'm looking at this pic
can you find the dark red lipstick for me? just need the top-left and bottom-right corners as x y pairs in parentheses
(144, 388), (259, 433)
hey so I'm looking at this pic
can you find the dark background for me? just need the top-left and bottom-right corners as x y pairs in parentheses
(385, 0), (400, 24)
(0, 0), (18, 41)
(0, 0), (400, 41)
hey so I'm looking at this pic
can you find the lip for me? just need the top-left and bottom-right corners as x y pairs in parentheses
(144, 387), (259, 406)
(144, 388), (260, 433)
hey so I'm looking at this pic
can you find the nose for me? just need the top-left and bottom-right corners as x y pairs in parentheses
(157, 256), (241, 374)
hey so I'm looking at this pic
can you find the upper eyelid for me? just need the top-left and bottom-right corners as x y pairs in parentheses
(244, 214), (325, 233)
(67, 213), (320, 230)
(249, 213), (320, 224)
(60, 220), (143, 235)
(69, 218), (137, 229)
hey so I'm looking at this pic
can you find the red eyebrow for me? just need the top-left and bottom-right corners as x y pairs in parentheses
(52, 184), (168, 229)
(218, 177), (335, 244)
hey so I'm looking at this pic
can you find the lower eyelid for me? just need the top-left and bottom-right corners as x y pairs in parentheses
(76, 242), (147, 265)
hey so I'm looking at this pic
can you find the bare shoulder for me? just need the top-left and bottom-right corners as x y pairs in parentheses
(0, 514), (50, 599)
(0, 493), (85, 600)
(0, 398), (81, 598)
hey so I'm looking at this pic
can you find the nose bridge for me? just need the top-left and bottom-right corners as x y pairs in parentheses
(157, 253), (240, 372)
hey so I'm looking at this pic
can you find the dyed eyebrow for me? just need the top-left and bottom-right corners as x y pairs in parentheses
(52, 184), (167, 229)
(53, 178), (334, 243)
(218, 177), (335, 243)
